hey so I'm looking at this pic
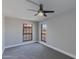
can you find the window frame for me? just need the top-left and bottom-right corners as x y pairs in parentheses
(23, 24), (33, 42)
(41, 24), (47, 42)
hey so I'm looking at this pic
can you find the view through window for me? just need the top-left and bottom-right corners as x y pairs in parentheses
(41, 24), (47, 42)
(23, 24), (32, 42)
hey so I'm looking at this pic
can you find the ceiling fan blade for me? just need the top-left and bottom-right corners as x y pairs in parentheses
(43, 11), (55, 13)
(44, 13), (47, 17)
(40, 4), (43, 10)
(27, 9), (37, 12)
(26, 0), (39, 6)
(34, 13), (38, 16)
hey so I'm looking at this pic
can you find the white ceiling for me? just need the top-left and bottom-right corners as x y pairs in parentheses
(3, 0), (76, 21)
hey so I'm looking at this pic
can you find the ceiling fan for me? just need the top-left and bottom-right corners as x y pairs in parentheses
(26, 0), (55, 17)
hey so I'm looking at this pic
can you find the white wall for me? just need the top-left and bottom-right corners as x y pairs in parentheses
(2, 16), (6, 53)
(39, 9), (76, 57)
(4, 16), (38, 47)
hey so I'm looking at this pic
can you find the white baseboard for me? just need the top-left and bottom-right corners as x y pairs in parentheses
(5, 41), (36, 49)
(39, 41), (76, 59)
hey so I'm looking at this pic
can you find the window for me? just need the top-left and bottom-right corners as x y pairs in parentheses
(23, 24), (32, 42)
(41, 24), (47, 42)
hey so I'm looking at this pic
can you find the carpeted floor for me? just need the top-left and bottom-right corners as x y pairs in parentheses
(3, 43), (74, 59)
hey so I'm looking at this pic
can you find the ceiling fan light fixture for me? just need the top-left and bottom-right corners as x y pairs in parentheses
(38, 11), (44, 16)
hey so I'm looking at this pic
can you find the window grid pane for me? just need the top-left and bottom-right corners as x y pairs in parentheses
(23, 24), (32, 42)
(41, 24), (47, 42)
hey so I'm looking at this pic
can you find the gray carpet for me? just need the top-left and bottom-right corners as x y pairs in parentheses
(3, 43), (74, 59)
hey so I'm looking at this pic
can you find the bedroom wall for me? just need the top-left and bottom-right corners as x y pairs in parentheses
(4, 16), (38, 47)
(39, 9), (76, 57)
(2, 16), (6, 53)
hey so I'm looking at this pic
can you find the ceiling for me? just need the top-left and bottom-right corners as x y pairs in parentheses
(3, 0), (76, 21)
